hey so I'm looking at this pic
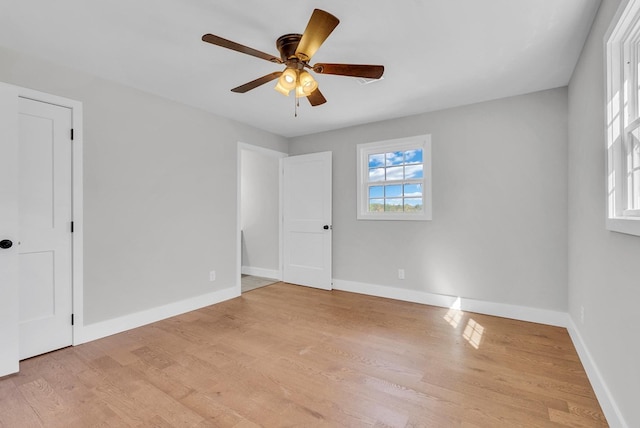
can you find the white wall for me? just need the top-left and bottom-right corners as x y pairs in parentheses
(568, 0), (639, 426)
(241, 147), (282, 277)
(0, 45), (288, 325)
(290, 88), (569, 312)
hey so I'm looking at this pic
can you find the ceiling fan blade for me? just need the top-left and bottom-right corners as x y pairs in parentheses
(307, 88), (327, 106)
(295, 9), (340, 62)
(231, 71), (283, 93)
(313, 63), (384, 79)
(202, 34), (282, 63)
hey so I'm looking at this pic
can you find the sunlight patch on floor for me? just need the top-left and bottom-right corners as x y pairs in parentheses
(463, 318), (485, 349)
(443, 297), (485, 349)
(444, 296), (463, 328)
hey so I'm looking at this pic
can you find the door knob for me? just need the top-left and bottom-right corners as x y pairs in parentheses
(0, 239), (13, 249)
(323, 225), (330, 230)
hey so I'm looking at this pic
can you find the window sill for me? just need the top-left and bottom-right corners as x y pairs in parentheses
(606, 217), (640, 236)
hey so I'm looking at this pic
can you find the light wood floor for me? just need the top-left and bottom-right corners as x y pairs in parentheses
(0, 283), (607, 427)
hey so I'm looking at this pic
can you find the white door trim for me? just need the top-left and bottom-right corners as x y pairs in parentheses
(236, 142), (287, 294)
(15, 85), (84, 347)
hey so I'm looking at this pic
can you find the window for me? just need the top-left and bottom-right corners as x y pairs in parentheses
(606, 0), (640, 236)
(357, 135), (432, 221)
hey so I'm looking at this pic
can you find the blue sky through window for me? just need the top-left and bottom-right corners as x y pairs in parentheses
(368, 154), (385, 168)
(369, 186), (384, 198)
(366, 146), (425, 214)
(404, 184), (422, 197)
(385, 185), (402, 197)
(405, 165), (423, 179)
(386, 151), (404, 166)
(405, 149), (422, 164)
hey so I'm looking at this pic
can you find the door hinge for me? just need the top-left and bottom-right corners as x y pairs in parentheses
(70, 128), (74, 141)
(71, 221), (74, 233)
(71, 314), (75, 326)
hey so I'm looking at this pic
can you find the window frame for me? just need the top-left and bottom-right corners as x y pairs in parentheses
(605, 0), (640, 236)
(356, 135), (432, 221)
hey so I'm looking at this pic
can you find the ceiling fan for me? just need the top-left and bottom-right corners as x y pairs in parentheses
(201, 9), (384, 107)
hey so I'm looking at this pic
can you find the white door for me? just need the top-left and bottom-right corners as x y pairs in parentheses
(0, 84), (20, 375)
(283, 151), (332, 290)
(18, 97), (73, 360)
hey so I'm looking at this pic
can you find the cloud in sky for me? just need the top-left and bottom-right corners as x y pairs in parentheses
(369, 154), (385, 168)
(405, 165), (423, 179)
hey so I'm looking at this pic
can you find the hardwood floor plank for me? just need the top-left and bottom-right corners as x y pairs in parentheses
(549, 406), (609, 427)
(128, 360), (194, 401)
(0, 282), (607, 427)
(0, 377), (44, 427)
(180, 390), (246, 427)
(18, 378), (69, 424)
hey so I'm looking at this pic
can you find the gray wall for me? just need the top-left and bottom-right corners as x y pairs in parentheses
(568, 0), (640, 426)
(241, 148), (281, 274)
(290, 88), (569, 312)
(0, 46), (288, 324)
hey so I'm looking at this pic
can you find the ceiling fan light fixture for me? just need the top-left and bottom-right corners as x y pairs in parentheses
(274, 80), (291, 96)
(281, 68), (298, 88)
(283, 71), (296, 84)
(299, 71), (318, 96)
(274, 68), (298, 96)
(295, 85), (308, 98)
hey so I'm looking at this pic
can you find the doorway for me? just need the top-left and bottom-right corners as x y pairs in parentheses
(237, 143), (286, 294)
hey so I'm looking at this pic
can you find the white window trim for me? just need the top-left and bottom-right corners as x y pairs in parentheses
(605, 0), (640, 237)
(356, 134), (432, 221)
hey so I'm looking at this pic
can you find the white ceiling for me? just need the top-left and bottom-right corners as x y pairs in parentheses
(0, 0), (600, 138)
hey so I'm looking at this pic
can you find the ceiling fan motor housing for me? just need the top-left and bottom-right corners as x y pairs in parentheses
(276, 34), (303, 62)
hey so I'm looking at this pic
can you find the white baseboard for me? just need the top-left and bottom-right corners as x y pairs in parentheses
(74, 286), (239, 345)
(566, 318), (628, 428)
(332, 279), (569, 327)
(241, 266), (281, 280)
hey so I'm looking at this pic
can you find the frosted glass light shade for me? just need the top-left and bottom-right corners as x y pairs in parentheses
(274, 80), (290, 96)
(274, 68), (298, 96)
(280, 68), (297, 90)
(295, 85), (307, 98)
(299, 71), (318, 95)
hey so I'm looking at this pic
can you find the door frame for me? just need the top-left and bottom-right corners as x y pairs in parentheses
(4, 83), (84, 350)
(236, 142), (287, 294)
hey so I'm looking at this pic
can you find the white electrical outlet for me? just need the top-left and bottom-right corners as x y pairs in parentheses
(398, 269), (405, 280)
(580, 306), (585, 324)
(209, 270), (216, 282)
